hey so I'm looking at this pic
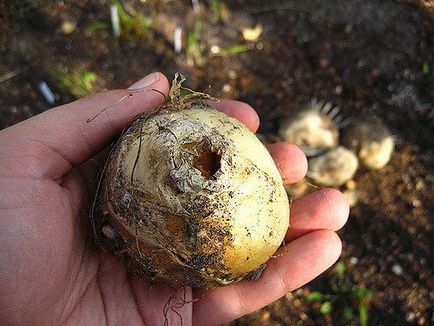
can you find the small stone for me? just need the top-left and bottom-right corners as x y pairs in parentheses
(255, 41), (264, 50)
(391, 263), (403, 276)
(210, 45), (221, 54)
(242, 25), (263, 42)
(102, 225), (116, 239)
(222, 84), (232, 93)
(349, 256), (359, 265)
(300, 312), (308, 321)
(61, 20), (77, 35)
(415, 179), (424, 190)
(260, 311), (270, 321)
(320, 58), (329, 68)
(412, 199), (422, 207)
(405, 312), (416, 322)
(228, 70), (237, 79)
(346, 179), (357, 190)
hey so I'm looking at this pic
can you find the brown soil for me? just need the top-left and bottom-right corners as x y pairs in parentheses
(1, 1), (432, 325)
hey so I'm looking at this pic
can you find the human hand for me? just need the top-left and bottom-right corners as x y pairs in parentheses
(0, 72), (348, 325)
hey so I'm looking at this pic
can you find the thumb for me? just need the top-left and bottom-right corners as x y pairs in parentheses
(0, 72), (170, 180)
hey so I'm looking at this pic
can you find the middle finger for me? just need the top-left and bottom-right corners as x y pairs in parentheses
(285, 188), (349, 242)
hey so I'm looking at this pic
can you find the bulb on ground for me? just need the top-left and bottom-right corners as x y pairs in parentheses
(307, 146), (358, 187)
(342, 116), (394, 170)
(91, 76), (289, 288)
(279, 99), (340, 156)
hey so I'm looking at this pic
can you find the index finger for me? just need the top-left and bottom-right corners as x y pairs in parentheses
(208, 100), (260, 133)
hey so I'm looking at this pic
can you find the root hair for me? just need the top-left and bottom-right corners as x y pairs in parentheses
(269, 238), (289, 258)
(86, 88), (153, 123)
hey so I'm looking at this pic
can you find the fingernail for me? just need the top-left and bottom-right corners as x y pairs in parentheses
(128, 72), (160, 90)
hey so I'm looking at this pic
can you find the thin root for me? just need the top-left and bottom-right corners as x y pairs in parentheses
(163, 287), (185, 326)
(131, 122), (145, 185)
(86, 89), (148, 123)
(269, 239), (289, 259)
(135, 222), (144, 259)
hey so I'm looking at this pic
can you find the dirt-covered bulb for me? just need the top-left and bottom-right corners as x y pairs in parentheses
(91, 76), (289, 288)
(308, 146), (358, 187)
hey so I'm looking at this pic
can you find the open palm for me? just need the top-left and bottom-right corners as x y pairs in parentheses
(0, 73), (348, 325)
